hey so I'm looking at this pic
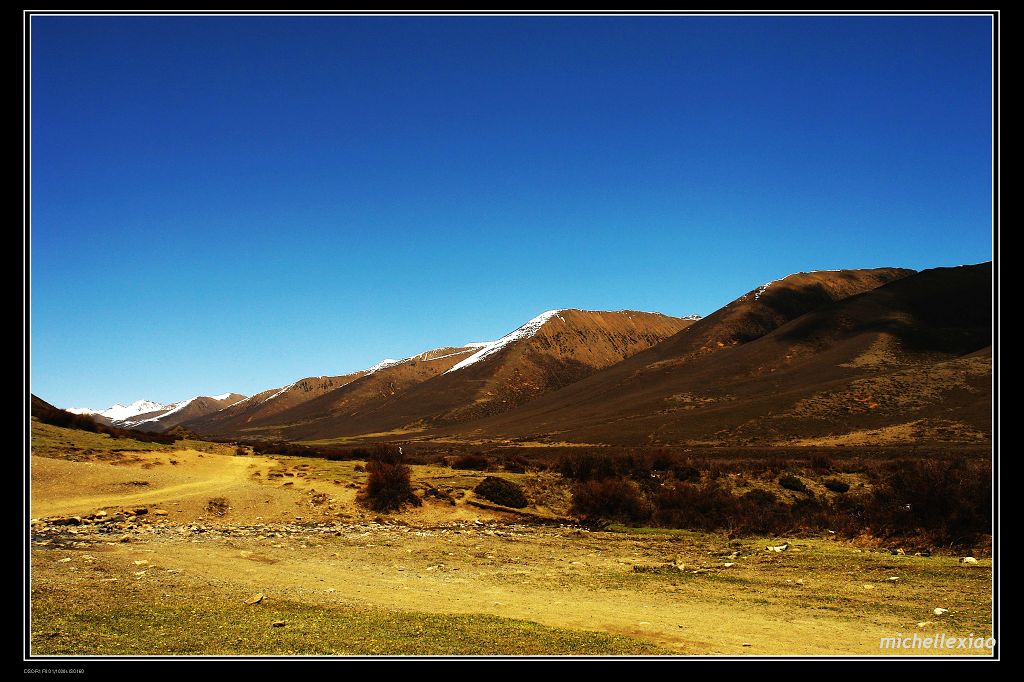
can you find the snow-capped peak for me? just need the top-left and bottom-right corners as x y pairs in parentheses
(444, 309), (565, 375)
(121, 396), (198, 426)
(99, 400), (165, 421)
(366, 359), (402, 374)
(210, 392), (234, 401)
(65, 407), (99, 415)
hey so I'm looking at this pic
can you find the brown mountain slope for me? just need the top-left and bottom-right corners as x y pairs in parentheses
(185, 347), (481, 437)
(184, 372), (367, 435)
(457, 264), (990, 446)
(122, 393), (247, 432)
(242, 309), (696, 441)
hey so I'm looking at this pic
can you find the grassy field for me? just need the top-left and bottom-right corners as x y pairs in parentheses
(32, 582), (659, 656)
(28, 420), (994, 657)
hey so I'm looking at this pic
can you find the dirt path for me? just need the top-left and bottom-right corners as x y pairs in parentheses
(31, 451), (254, 518)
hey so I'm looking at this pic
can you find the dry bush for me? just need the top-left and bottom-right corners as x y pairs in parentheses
(362, 457), (420, 512)
(571, 479), (651, 523)
(474, 477), (528, 508)
(451, 453), (490, 471)
(205, 497), (229, 516)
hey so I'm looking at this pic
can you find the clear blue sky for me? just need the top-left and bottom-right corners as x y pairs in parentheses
(29, 14), (993, 409)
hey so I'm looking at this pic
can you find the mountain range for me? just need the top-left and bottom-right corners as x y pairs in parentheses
(53, 263), (992, 447)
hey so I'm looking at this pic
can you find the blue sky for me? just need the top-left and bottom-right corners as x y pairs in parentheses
(29, 14), (994, 408)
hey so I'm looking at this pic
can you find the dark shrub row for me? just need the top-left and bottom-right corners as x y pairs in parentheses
(570, 458), (991, 547)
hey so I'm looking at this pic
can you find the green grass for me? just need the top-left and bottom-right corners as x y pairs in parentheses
(30, 419), (241, 462)
(31, 584), (661, 656)
(30, 420), (179, 460)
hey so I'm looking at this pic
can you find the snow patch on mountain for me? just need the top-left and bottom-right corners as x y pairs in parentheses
(444, 309), (565, 375)
(122, 397), (198, 427)
(99, 400), (165, 421)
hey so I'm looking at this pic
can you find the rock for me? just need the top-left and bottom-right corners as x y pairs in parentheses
(961, 556), (979, 564)
(863, 584), (875, 590)
(723, 562), (736, 568)
(134, 507), (149, 515)
(153, 509), (169, 516)
(886, 576), (900, 582)
(271, 620), (286, 628)
(245, 593), (265, 605)
(119, 535), (132, 543)
(742, 643), (752, 647)
(893, 548), (906, 556)
(95, 510), (108, 518)
(917, 621), (933, 629)
(57, 557), (72, 563)
(933, 608), (949, 616)
(50, 516), (82, 526)
(765, 543), (789, 552)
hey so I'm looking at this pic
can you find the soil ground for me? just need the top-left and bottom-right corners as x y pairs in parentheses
(28, 421), (994, 657)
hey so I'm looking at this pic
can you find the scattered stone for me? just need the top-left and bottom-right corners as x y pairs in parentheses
(271, 620), (286, 628)
(133, 560), (149, 566)
(742, 643), (752, 647)
(886, 576), (900, 582)
(723, 562), (736, 568)
(57, 557), (72, 563)
(153, 509), (169, 516)
(961, 556), (979, 564)
(245, 593), (265, 605)
(917, 621), (933, 629)
(765, 543), (789, 552)
(933, 608), (949, 616)
(893, 548), (906, 556)
(50, 516), (82, 526)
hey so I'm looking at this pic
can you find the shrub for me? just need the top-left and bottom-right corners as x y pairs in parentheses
(810, 455), (833, 471)
(557, 452), (619, 481)
(452, 453), (490, 471)
(367, 444), (404, 465)
(205, 497), (229, 516)
(362, 459), (420, 512)
(863, 459), (990, 546)
(571, 479), (650, 523)
(652, 482), (732, 531)
(670, 463), (701, 483)
(779, 475), (809, 493)
(474, 476), (528, 508)
(503, 455), (530, 473)
(823, 478), (850, 493)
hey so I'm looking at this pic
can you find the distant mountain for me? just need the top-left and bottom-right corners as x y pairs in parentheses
(182, 372), (371, 435)
(51, 263), (991, 448)
(64, 399), (165, 425)
(117, 393), (247, 432)
(461, 264), (990, 446)
(220, 309), (698, 441)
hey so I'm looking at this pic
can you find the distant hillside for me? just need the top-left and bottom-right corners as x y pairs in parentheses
(462, 264), (990, 446)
